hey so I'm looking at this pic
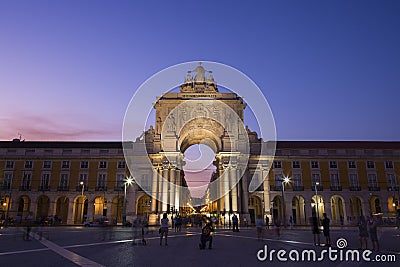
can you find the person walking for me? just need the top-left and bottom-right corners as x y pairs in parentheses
(321, 213), (331, 247)
(357, 215), (369, 250)
(311, 215), (320, 246)
(199, 222), (214, 249)
(255, 215), (264, 241)
(160, 213), (169, 246)
(289, 216), (294, 229)
(368, 216), (379, 252)
(265, 215), (270, 229)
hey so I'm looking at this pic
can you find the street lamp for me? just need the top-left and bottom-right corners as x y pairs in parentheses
(122, 176), (134, 225)
(281, 176), (291, 228)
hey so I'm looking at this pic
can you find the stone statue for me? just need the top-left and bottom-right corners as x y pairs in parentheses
(192, 62), (206, 82)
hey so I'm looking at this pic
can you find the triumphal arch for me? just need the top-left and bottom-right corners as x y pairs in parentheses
(127, 63), (273, 225)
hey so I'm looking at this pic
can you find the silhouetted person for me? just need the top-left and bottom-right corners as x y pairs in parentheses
(265, 215), (270, 229)
(311, 216), (320, 246)
(160, 213), (169, 246)
(199, 222), (214, 249)
(321, 213), (331, 246)
(358, 215), (369, 250)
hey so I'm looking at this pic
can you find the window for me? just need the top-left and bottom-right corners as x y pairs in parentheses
(59, 174), (69, 189)
(80, 161), (89, 169)
(3, 173), (13, 190)
(99, 161), (107, 169)
(118, 161), (126, 169)
(5, 161), (14, 169)
(366, 161), (375, 169)
(385, 161), (393, 169)
(330, 173), (340, 186)
(79, 174), (88, 187)
(22, 173), (31, 189)
(311, 173), (321, 186)
(348, 161), (356, 169)
(292, 173), (302, 187)
(43, 161), (51, 169)
(329, 161), (338, 169)
(62, 161), (70, 169)
(387, 173), (397, 188)
(349, 173), (359, 187)
(311, 161), (319, 169)
(116, 174), (125, 188)
(97, 173), (106, 188)
(24, 161), (33, 169)
(292, 161), (300, 169)
(274, 174), (283, 189)
(273, 161), (282, 169)
(367, 174), (378, 187)
(40, 173), (50, 189)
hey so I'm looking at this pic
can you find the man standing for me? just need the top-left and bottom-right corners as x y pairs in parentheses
(265, 215), (270, 229)
(232, 214), (239, 232)
(321, 213), (331, 246)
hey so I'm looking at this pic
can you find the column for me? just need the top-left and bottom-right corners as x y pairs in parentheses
(169, 167), (176, 209)
(151, 167), (158, 213)
(262, 168), (270, 215)
(162, 167), (169, 213)
(87, 199), (94, 222)
(67, 200), (74, 224)
(242, 171), (249, 214)
(224, 166), (230, 212)
(157, 167), (163, 212)
(174, 169), (180, 209)
(230, 166), (238, 212)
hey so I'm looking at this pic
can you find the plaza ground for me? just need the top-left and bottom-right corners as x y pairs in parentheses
(0, 225), (399, 267)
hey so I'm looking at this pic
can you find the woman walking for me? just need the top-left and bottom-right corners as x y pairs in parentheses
(160, 213), (169, 246)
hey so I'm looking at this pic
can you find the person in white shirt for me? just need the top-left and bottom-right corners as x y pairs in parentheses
(160, 213), (169, 246)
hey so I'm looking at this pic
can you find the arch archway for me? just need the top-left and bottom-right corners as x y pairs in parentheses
(137, 195), (151, 218)
(94, 196), (107, 218)
(272, 195), (282, 221)
(292, 195), (306, 224)
(369, 196), (382, 215)
(17, 195), (30, 218)
(112, 196), (124, 224)
(331, 195), (346, 224)
(349, 196), (364, 221)
(36, 195), (50, 219)
(55, 196), (69, 224)
(311, 195), (324, 220)
(73, 196), (88, 224)
(248, 195), (262, 224)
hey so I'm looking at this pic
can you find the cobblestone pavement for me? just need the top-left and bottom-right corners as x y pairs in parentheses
(0, 225), (399, 267)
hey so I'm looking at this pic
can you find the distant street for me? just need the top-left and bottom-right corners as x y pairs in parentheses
(0, 225), (399, 267)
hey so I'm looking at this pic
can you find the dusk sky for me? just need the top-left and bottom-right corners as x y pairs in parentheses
(1, 0), (399, 142)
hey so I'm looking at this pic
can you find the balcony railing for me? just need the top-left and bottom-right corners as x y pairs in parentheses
(368, 186), (380, 191)
(388, 186), (399, 192)
(292, 185), (304, 191)
(312, 185), (323, 191)
(19, 185), (31, 191)
(349, 186), (361, 191)
(95, 186), (107, 191)
(57, 186), (69, 191)
(270, 185), (282, 191)
(330, 185), (342, 191)
(76, 186), (88, 191)
(1, 185), (12, 191)
(38, 185), (50, 191)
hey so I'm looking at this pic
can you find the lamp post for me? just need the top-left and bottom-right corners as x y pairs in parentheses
(122, 176), (133, 226)
(314, 182), (320, 227)
(281, 176), (291, 228)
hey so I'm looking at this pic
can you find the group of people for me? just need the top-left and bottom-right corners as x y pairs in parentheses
(357, 215), (380, 251)
(159, 213), (214, 249)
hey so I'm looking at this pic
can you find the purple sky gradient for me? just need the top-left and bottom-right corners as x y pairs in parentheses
(1, 0), (400, 142)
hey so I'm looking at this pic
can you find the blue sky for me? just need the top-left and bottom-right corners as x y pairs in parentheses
(0, 0), (399, 141)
